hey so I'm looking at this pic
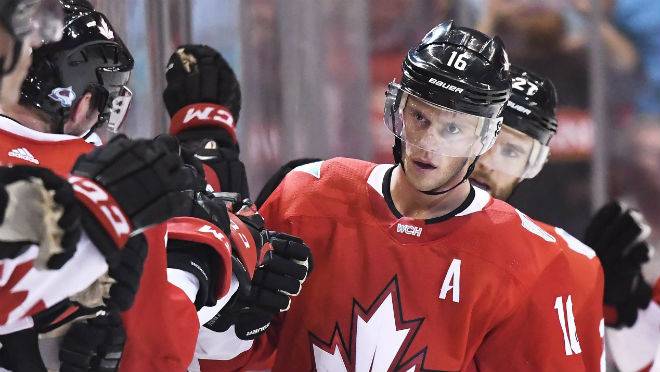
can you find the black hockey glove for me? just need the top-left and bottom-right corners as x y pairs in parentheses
(106, 234), (148, 312)
(0, 165), (81, 269)
(185, 137), (249, 199)
(59, 311), (125, 372)
(204, 231), (313, 340)
(71, 134), (200, 267)
(163, 44), (241, 121)
(167, 192), (232, 309)
(0, 327), (47, 372)
(163, 44), (248, 198)
(585, 200), (654, 328)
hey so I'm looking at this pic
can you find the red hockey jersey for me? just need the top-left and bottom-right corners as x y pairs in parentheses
(198, 158), (602, 371)
(0, 115), (203, 370)
(538, 221), (605, 372)
(0, 116), (108, 332)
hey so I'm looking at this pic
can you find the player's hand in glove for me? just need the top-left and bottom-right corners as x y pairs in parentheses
(162, 44), (248, 198)
(71, 134), (200, 267)
(59, 310), (125, 372)
(585, 200), (654, 328)
(204, 229), (313, 340)
(0, 165), (81, 269)
(167, 192), (233, 309)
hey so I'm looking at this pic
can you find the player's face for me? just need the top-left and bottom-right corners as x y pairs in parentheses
(470, 125), (533, 200)
(400, 96), (475, 192)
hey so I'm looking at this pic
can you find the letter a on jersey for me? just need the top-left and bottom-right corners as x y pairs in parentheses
(439, 259), (461, 303)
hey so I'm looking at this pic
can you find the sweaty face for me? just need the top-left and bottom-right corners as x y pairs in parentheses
(470, 125), (534, 200)
(400, 96), (475, 192)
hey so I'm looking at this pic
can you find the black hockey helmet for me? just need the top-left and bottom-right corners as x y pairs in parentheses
(0, 0), (63, 76)
(19, 0), (134, 135)
(384, 20), (511, 195)
(385, 20), (511, 161)
(473, 66), (557, 180)
(400, 19), (511, 119)
(503, 65), (558, 146)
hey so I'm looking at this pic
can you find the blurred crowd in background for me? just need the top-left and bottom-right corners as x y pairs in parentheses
(89, 0), (660, 299)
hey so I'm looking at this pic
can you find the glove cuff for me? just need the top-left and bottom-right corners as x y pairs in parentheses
(68, 176), (132, 265)
(170, 103), (237, 144)
(168, 216), (233, 299)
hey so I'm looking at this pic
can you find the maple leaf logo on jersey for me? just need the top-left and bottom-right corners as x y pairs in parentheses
(309, 277), (436, 372)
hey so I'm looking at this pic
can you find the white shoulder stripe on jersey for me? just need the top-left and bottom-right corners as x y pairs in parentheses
(554, 227), (597, 259)
(515, 209), (557, 243)
(292, 161), (323, 179)
(0, 115), (78, 142)
(456, 186), (491, 217)
(367, 164), (392, 197)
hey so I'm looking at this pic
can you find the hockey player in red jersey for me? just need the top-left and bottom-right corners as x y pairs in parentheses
(0, 1), (213, 370)
(468, 65), (606, 371)
(194, 20), (600, 371)
(159, 44), (314, 371)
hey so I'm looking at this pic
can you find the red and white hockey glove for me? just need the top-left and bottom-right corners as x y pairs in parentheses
(204, 203), (313, 340)
(167, 192), (235, 309)
(71, 134), (200, 267)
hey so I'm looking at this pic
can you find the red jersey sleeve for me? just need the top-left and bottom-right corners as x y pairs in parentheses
(119, 224), (201, 371)
(473, 252), (599, 371)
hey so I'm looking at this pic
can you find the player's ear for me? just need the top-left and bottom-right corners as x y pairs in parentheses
(70, 92), (96, 123)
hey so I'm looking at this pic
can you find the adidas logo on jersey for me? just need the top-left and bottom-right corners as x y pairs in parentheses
(8, 148), (39, 164)
(396, 223), (422, 237)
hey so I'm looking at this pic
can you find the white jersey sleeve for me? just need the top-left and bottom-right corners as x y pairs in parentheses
(188, 275), (253, 369)
(607, 301), (660, 371)
(0, 231), (108, 331)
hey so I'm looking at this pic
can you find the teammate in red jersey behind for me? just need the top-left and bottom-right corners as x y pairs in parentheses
(194, 20), (600, 372)
(469, 65), (606, 371)
(0, 1), (207, 370)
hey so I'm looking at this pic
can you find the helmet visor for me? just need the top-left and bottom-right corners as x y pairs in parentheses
(479, 125), (550, 179)
(384, 82), (501, 158)
(11, 0), (63, 45)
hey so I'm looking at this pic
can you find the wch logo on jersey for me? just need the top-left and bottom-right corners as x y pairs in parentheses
(396, 223), (422, 237)
(49, 87), (76, 108)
